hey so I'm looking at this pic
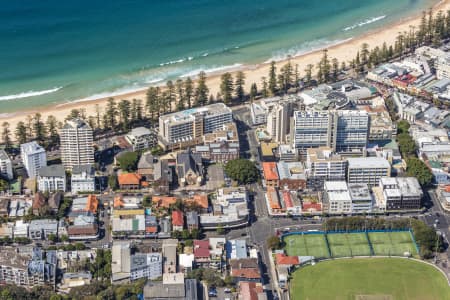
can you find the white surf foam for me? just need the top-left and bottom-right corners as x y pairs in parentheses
(0, 87), (62, 101)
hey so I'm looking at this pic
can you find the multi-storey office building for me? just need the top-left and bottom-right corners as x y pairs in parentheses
(377, 177), (423, 211)
(292, 110), (369, 156)
(21, 141), (47, 179)
(305, 147), (347, 190)
(158, 103), (233, 150)
(347, 157), (391, 188)
(60, 119), (94, 170)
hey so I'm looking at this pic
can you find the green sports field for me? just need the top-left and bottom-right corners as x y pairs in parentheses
(283, 231), (418, 259)
(369, 231), (418, 256)
(284, 234), (330, 259)
(290, 258), (450, 300)
(327, 233), (372, 257)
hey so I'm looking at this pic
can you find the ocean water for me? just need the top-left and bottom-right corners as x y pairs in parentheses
(0, 0), (437, 113)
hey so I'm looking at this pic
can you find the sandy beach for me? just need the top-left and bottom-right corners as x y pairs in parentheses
(1, 0), (449, 133)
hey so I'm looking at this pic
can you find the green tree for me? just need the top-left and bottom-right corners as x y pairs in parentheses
(304, 64), (313, 86)
(33, 113), (47, 142)
(47, 233), (57, 243)
(267, 235), (282, 250)
(261, 77), (268, 98)
(397, 120), (410, 135)
(45, 116), (59, 147)
(250, 83), (258, 101)
(235, 71), (246, 102)
(176, 79), (185, 110)
(406, 158), (433, 186)
(216, 225), (225, 235)
(1, 122), (12, 151)
(166, 80), (176, 113)
(220, 72), (234, 105)
(268, 61), (277, 95)
(105, 98), (118, 129)
(224, 159), (259, 184)
(146, 87), (161, 121)
(397, 133), (417, 158)
(118, 99), (131, 131)
(184, 77), (194, 108)
(108, 174), (118, 191)
(15, 121), (27, 144)
(195, 71), (209, 106)
(117, 152), (139, 172)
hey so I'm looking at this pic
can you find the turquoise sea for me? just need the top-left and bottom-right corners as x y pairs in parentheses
(0, 0), (437, 113)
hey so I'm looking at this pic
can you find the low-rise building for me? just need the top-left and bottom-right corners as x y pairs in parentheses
(143, 273), (199, 300)
(348, 183), (373, 213)
(186, 211), (199, 231)
(172, 210), (184, 231)
(305, 147), (347, 190)
(227, 239), (248, 260)
(125, 127), (156, 151)
(37, 164), (66, 193)
(176, 149), (204, 186)
(277, 161), (306, 191)
(262, 162), (279, 188)
(323, 181), (352, 215)
(162, 239), (178, 274)
(375, 177), (423, 211)
(71, 164), (95, 194)
(230, 258), (261, 283)
(29, 219), (59, 240)
(193, 240), (210, 267)
(118, 173), (143, 190)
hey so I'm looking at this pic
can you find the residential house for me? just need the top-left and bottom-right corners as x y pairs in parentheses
(230, 258), (261, 283)
(184, 193), (209, 213)
(152, 196), (177, 209)
(238, 282), (267, 300)
(172, 210), (184, 231)
(137, 152), (155, 180)
(186, 211), (199, 231)
(118, 173), (142, 190)
(48, 192), (63, 213)
(32, 192), (46, 216)
(193, 240), (210, 267)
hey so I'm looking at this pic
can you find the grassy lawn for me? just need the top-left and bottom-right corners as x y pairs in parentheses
(290, 258), (450, 300)
(285, 234), (329, 258)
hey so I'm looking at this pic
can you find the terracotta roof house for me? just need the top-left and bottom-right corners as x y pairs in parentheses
(172, 210), (184, 231)
(275, 253), (300, 266)
(184, 193), (209, 212)
(67, 224), (98, 240)
(262, 162), (279, 188)
(137, 152), (155, 180)
(118, 173), (142, 190)
(238, 282), (266, 300)
(33, 192), (46, 215)
(85, 195), (98, 213)
(230, 258), (261, 283)
(152, 196), (177, 208)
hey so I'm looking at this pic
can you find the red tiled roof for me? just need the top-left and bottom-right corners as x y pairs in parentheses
(33, 192), (46, 210)
(193, 240), (210, 258)
(302, 202), (322, 212)
(86, 194), (98, 213)
(146, 226), (158, 233)
(184, 194), (208, 209)
(239, 282), (264, 300)
(231, 268), (261, 279)
(275, 253), (299, 265)
(172, 210), (184, 226)
(267, 188), (281, 210)
(282, 191), (293, 208)
(118, 173), (141, 185)
(262, 162), (279, 181)
(152, 196), (177, 208)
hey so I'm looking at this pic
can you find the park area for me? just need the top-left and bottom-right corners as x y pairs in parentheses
(290, 258), (450, 300)
(284, 231), (418, 258)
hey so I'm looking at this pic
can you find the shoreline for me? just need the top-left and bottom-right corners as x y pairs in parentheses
(1, 0), (449, 130)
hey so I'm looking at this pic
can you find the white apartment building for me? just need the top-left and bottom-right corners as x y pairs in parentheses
(0, 150), (13, 180)
(130, 253), (162, 281)
(323, 181), (352, 214)
(306, 147), (347, 189)
(292, 110), (368, 155)
(60, 119), (94, 170)
(21, 141), (47, 179)
(71, 164), (95, 194)
(267, 102), (291, 143)
(159, 103), (232, 148)
(347, 157), (391, 188)
(348, 183), (373, 213)
(37, 165), (66, 193)
(125, 127), (156, 151)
